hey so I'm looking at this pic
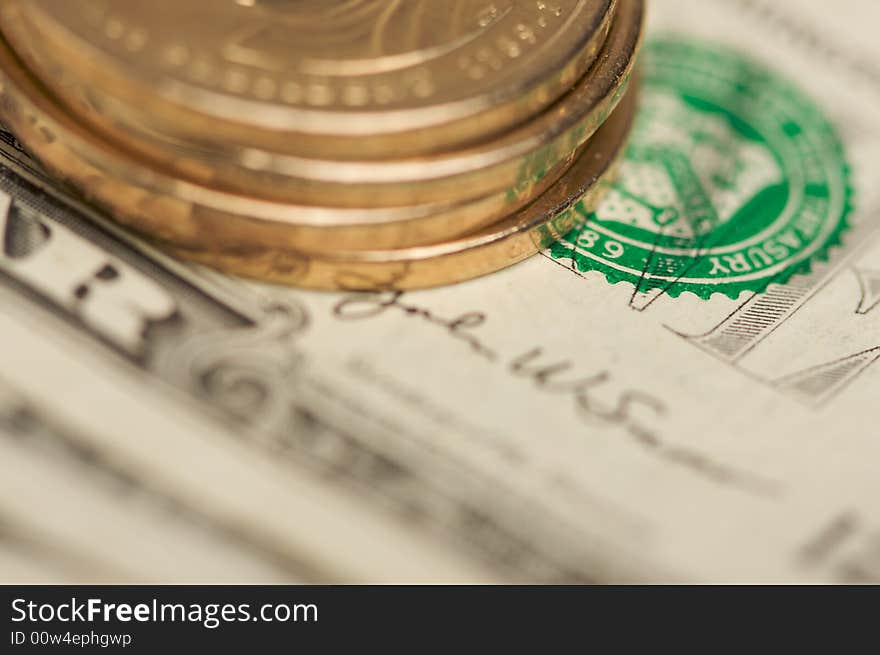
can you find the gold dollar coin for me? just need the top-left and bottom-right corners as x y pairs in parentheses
(0, 32), (591, 252)
(0, 0), (641, 208)
(0, 0), (617, 159)
(0, 22), (637, 289)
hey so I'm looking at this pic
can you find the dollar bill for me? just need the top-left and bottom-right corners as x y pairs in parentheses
(1, 0), (879, 583)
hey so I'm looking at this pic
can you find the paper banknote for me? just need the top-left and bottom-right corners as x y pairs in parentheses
(1, 0), (878, 583)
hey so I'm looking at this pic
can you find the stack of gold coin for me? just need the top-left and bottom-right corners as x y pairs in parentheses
(0, 0), (644, 290)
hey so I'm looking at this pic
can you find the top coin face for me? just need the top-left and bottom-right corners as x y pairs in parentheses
(3, 0), (616, 157)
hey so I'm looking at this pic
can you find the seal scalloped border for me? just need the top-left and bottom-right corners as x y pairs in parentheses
(548, 35), (854, 301)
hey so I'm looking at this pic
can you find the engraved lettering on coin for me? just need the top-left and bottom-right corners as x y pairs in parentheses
(227, 0), (510, 76)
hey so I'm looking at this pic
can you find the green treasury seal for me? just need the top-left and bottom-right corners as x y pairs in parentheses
(549, 37), (852, 299)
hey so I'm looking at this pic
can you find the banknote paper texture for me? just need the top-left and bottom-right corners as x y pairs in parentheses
(0, 0), (878, 582)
